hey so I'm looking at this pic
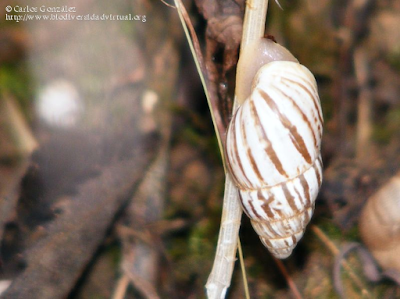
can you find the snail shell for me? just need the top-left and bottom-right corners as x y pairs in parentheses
(359, 173), (400, 272)
(226, 41), (323, 259)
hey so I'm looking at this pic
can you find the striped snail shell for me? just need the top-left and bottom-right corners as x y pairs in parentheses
(226, 38), (323, 259)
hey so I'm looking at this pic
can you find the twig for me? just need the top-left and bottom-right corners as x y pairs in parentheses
(333, 0), (374, 155)
(354, 48), (372, 162)
(333, 242), (378, 298)
(311, 225), (371, 298)
(273, 258), (303, 299)
(174, 0), (226, 158)
(122, 264), (161, 299)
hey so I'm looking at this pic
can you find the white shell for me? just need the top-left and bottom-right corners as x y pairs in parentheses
(226, 61), (323, 258)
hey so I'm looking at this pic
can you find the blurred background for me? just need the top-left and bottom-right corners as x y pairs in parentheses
(0, 0), (400, 298)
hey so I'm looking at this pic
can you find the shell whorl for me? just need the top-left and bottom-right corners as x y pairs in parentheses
(226, 61), (323, 259)
(359, 174), (400, 272)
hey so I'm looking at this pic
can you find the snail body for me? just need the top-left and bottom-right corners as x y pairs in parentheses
(226, 38), (323, 259)
(359, 173), (400, 272)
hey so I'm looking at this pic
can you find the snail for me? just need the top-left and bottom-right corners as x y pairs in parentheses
(359, 173), (400, 272)
(225, 37), (323, 259)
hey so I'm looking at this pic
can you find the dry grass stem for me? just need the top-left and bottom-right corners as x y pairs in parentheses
(205, 175), (243, 299)
(174, 0), (226, 159)
(122, 265), (161, 299)
(354, 48), (372, 162)
(112, 275), (130, 299)
(207, 0), (270, 297)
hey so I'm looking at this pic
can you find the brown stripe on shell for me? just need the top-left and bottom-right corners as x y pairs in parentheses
(279, 82), (318, 148)
(259, 89), (312, 164)
(261, 194), (278, 219)
(318, 123), (322, 138)
(263, 219), (280, 238)
(250, 96), (288, 177)
(238, 192), (254, 218)
(230, 112), (252, 188)
(262, 204), (275, 219)
(281, 183), (299, 214)
(283, 77), (323, 126)
(293, 183), (306, 206)
(228, 122), (244, 186)
(241, 108), (264, 185)
(302, 207), (311, 225)
(315, 158), (322, 187)
(257, 189), (264, 200)
(299, 173), (311, 206)
(259, 190), (276, 218)
(315, 117), (323, 139)
(255, 218), (281, 238)
(225, 146), (240, 187)
(248, 199), (262, 219)
(260, 236), (273, 248)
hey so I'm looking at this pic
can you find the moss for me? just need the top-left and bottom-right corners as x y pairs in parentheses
(166, 218), (215, 295)
(386, 45), (400, 72)
(372, 123), (393, 144)
(0, 63), (34, 111)
(387, 108), (400, 131)
(320, 94), (335, 123)
(188, 219), (215, 259)
(317, 219), (345, 240)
